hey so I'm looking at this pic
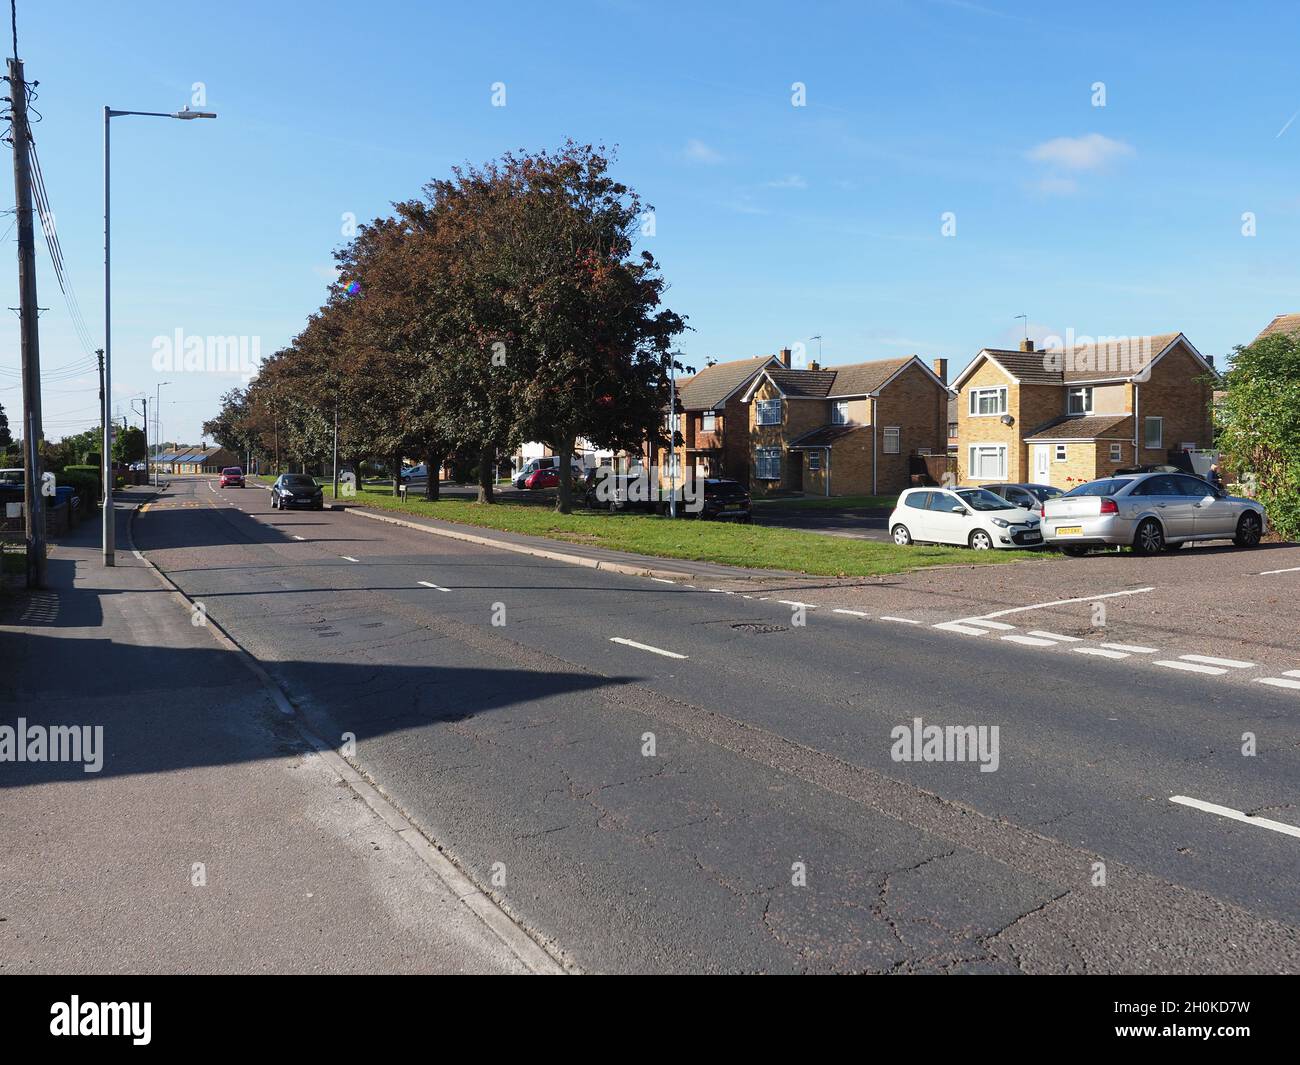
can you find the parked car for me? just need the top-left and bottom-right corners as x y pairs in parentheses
(582, 466), (658, 511)
(523, 468), (560, 490)
(513, 457), (582, 490)
(694, 478), (752, 523)
(1041, 472), (1266, 556)
(219, 466), (245, 488)
(978, 482), (1064, 518)
(270, 474), (324, 510)
(1113, 463), (1185, 475)
(889, 486), (1043, 550)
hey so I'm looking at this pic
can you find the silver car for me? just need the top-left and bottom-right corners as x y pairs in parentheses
(1042, 472), (1267, 556)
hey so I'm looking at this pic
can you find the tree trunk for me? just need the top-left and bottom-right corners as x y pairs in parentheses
(424, 451), (442, 501)
(476, 444), (495, 504)
(392, 451), (402, 496)
(555, 432), (576, 514)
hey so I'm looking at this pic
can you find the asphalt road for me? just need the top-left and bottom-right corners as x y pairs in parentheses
(130, 476), (1300, 973)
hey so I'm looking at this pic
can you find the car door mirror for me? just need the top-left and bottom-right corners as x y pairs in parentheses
(1201, 494), (1216, 505)
(951, 504), (967, 514)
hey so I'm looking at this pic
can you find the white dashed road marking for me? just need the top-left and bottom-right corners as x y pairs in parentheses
(417, 581), (450, 591)
(1073, 647), (1130, 659)
(833, 609), (872, 618)
(934, 622), (992, 636)
(1255, 677), (1300, 691)
(1258, 566), (1300, 576)
(777, 600), (817, 609)
(650, 578), (675, 584)
(1170, 796), (1300, 840)
(1001, 635), (1059, 647)
(1178, 654), (1256, 669)
(341, 555), (359, 562)
(1155, 660), (1228, 676)
(1100, 643), (1158, 654)
(1028, 630), (1082, 642)
(292, 535), (305, 541)
(879, 616), (920, 625)
(610, 637), (688, 660)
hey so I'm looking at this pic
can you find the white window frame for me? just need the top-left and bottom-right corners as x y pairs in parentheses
(883, 427), (900, 455)
(807, 451), (821, 472)
(1109, 442), (1122, 461)
(831, 400), (850, 425)
(756, 447), (781, 480)
(968, 386), (1007, 417)
(1054, 444), (1067, 461)
(756, 399), (782, 426)
(968, 444), (1007, 480)
(700, 410), (717, 434)
(1143, 416), (1163, 450)
(1067, 386), (1093, 415)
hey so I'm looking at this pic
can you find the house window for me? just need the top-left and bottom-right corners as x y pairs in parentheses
(1067, 386), (1093, 415)
(1054, 444), (1067, 461)
(667, 412), (681, 433)
(831, 400), (850, 425)
(807, 452), (821, 472)
(883, 427), (900, 454)
(700, 411), (716, 433)
(1144, 416), (1163, 449)
(968, 444), (1007, 480)
(968, 387), (1007, 416)
(1109, 442), (1122, 461)
(756, 447), (781, 480)
(756, 399), (782, 426)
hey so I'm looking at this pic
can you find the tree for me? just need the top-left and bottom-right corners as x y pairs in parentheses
(1217, 331), (1300, 538)
(113, 425), (147, 465)
(0, 399), (12, 450)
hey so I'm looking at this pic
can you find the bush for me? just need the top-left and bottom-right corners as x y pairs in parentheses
(56, 467), (101, 501)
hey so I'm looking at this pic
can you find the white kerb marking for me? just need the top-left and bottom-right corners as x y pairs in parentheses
(610, 637), (688, 660)
(1255, 677), (1300, 691)
(417, 581), (450, 591)
(833, 609), (871, 618)
(1155, 660), (1227, 676)
(1101, 643), (1158, 654)
(1178, 654), (1255, 669)
(1073, 647), (1129, 659)
(1001, 634), (1059, 647)
(1170, 796), (1300, 840)
(1028, 630), (1083, 642)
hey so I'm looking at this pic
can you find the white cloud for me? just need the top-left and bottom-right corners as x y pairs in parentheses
(683, 138), (724, 165)
(766, 174), (808, 189)
(1026, 133), (1134, 171)
(1031, 175), (1079, 196)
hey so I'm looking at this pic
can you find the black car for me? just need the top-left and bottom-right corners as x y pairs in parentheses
(682, 478), (752, 522)
(271, 474), (324, 510)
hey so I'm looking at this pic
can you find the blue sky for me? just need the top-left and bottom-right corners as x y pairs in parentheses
(4, 0), (1299, 444)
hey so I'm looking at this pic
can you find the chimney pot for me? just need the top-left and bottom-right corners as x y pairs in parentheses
(809, 360), (820, 372)
(779, 347), (792, 368)
(1019, 339), (1036, 353)
(932, 357), (948, 384)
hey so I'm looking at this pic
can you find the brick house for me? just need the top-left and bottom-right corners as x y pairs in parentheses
(952, 333), (1217, 489)
(739, 351), (950, 496)
(670, 354), (783, 486)
(1253, 312), (1300, 342)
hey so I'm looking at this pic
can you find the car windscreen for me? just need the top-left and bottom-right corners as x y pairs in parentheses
(1030, 486), (1063, 500)
(222, 468), (242, 475)
(706, 481), (747, 500)
(282, 476), (316, 486)
(1064, 479), (1131, 497)
(955, 488), (1015, 511)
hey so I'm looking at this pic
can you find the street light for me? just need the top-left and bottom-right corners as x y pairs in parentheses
(102, 105), (216, 565)
(153, 380), (170, 486)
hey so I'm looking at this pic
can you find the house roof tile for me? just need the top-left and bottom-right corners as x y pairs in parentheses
(1254, 313), (1300, 343)
(676, 355), (779, 410)
(1024, 414), (1134, 441)
(787, 424), (868, 448)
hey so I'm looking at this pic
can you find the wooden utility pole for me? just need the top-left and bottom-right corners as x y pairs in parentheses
(8, 56), (46, 587)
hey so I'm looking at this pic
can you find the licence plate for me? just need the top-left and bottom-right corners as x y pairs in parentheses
(1055, 525), (1083, 536)
(1021, 532), (1042, 543)
(725, 503), (742, 510)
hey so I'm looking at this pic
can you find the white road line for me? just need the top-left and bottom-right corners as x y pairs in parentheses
(1285, 670), (1300, 679)
(609, 637), (688, 660)
(292, 535), (305, 541)
(650, 578), (675, 584)
(1258, 566), (1300, 576)
(1027, 630), (1083, 642)
(417, 580), (450, 591)
(1073, 647), (1129, 659)
(1155, 660), (1227, 676)
(963, 620), (1016, 631)
(1255, 677), (1300, 691)
(708, 588), (725, 593)
(341, 555), (359, 562)
(833, 608), (872, 618)
(879, 616), (920, 625)
(1100, 642), (1159, 654)
(935, 622), (992, 636)
(1170, 796), (1300, 840)
(960, 586), (1154, 624)
(1178, 654), (1256, 669)
(1001, 634), (1059, 647)
(777, 600), (817, 609)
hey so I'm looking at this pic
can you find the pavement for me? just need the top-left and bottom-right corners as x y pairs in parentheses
(116, 475), (1300, 973)
(0, 488), (545, 974)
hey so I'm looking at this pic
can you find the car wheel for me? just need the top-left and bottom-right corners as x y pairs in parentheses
(969, 529), (993, 551)
(1234, 512), (1263, 548)
(271, 495), (278, 509)
(1133, 518), (1164, 555)
(892, 524), (912, 546)
(1061, 544), (1089, 557)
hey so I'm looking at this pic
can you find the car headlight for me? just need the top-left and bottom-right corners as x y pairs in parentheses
(991, 518), (1010, 528)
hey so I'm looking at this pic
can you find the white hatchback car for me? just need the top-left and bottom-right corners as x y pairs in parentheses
(888, 486), (1044, 550)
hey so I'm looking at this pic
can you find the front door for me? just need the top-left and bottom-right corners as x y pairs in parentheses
(1032, 444), (1051, 485)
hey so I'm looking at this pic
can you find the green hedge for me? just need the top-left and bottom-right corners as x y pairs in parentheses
(56, 468), (101, 501)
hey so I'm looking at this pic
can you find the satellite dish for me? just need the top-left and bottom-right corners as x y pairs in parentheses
(1000, 414), (1014, 426)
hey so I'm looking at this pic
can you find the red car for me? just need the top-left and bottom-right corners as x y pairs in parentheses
(524, 468), (559, 490)
(219, 467), (245, 488)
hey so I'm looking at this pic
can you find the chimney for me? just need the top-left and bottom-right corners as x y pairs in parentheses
(809, 360), (820, 372)
(779, 347), (792, 368)
(1206, 354), (1215, 369)
(932, 357), (948, 384)
(1019, 339), (1036, 353)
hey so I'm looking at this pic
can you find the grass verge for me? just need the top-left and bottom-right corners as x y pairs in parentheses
(341, 489), (1046, 577)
